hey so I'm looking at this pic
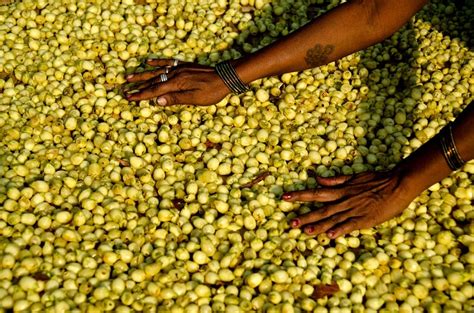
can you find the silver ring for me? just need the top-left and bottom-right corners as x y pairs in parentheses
(165, 67), (170, 74)
(160, 73), (168, 82)
(172, 59), (179, 67)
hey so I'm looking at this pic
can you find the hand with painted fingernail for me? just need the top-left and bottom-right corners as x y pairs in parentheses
(123, 58), (230, 106)
(283, 168), (420, 238)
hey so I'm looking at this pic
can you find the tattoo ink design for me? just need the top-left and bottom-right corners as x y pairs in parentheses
(304, 44), (335, 67)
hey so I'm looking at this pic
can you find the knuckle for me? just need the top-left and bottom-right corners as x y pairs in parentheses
(331, 188), (345, 198)
(300, 212), (316, 224)
(339, 228), (351, 237)
(173, 67), (182, 75)
(304, 209), (326, 224)
(349, 220), (361, 231)
(172, 73), (188, 89)
(310, 189), (322, 198)
(173, 68), (188, 77)
(288, 191), (301, 200)
(329, 214), (342, 223)
(319, 207), (332, 219)
(164, 94), (173, 105)
(298, 214), (310, 224)
(167, 93), (178, 105)
(340, 224), (353, 234)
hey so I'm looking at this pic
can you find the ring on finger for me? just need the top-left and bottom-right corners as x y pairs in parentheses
(160, 73), (168, 82)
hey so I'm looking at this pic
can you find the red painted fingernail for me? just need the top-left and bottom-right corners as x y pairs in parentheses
(282, 194), (292, 201)
(305, 226), (314, 234)
(291, 219), (300, 228)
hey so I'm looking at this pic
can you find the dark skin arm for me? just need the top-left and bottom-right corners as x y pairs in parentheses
(123, 0), (474, 239)
(125, 0), (428, 105)
(233, 0), (428, 82)
(283, 102), (474, 238)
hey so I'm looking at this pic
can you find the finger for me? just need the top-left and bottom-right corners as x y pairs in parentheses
(122, 77), (157, 93)
(316, 175), (353, 187)
(126, 68), (167, 82)
(146, 59), (214, 71)
(291, 202), (351, 228)
(146, 59), (177, 67)
(127, 70), (175, 92)
(282, 188), (344, 202)
(326, 217), (366, 238)
(302, 212), (351, 236)
(146, 58), (184, 67)
(349, 171), (378, 184)
(125, 81), (175, 101)
(153, 91), (194, 107)
(123, 80), (159, 97)
(124, 80), (154, 94)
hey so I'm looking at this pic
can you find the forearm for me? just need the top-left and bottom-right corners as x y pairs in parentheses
(399, 102), (474, 196)
(234, 0), (427, 83)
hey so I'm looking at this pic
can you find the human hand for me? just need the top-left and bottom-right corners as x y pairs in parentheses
(124, 59), (231, 106)
(282, 169), (418, 238)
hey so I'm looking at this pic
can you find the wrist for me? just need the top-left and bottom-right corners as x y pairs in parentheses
(396, 152), (450, 199)
(230, 56), (268, 85)
(394, 162), (427, 200)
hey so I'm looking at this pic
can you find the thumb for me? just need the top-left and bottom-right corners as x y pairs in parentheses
(154, 93), (183, 106)
(316, 175), (352, 187)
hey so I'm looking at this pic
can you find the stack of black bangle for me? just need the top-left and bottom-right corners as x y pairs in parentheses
(440, 122), (465, 171)
(215, 61), (250, 95)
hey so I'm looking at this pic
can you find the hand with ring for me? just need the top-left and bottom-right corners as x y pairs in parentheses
(124, 58), (231, 106)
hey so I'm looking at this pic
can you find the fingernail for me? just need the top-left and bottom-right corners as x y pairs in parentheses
(282, 194), (292, 201)
(126, 74), (134, 79)
(156, 97), (167, 106)
(305, 226), (314, 234)
(327, 230), (335, 238)
(290, 219), (300, 228)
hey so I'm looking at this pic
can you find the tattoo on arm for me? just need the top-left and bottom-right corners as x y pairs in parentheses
(304, 44), (335, 67)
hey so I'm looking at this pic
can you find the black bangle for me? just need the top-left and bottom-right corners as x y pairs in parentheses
(220, 63), (245, 94)
(215, 61), (250, 95)
(216, 63), (240, 94)
(440, 122), (465, 171)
